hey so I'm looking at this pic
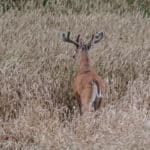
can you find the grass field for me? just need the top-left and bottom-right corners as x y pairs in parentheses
(0, 1), (150, 150)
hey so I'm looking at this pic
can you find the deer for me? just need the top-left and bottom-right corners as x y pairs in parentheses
(62, 31), (106, 115)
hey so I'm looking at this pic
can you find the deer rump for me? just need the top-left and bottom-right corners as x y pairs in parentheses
(75, 77), (103, 112)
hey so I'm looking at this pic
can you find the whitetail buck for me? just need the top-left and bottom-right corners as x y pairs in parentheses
(62, 31), (106, 115)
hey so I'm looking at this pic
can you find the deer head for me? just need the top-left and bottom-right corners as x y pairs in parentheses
(62, 31), (104, 58)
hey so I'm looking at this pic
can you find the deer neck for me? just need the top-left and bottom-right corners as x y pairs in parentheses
(79, 51), (91, 73)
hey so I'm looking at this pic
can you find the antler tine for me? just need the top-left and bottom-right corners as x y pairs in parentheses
(94, 32), (104, 43)
(76, 34), (80, 43)
(85, 32), (104, 50)
(85, 34), (95, 49)
(62, 31), (79, 47)
(89, 34), (94, 43)
(62, 31), (70, 42)
(66, 31), (70, 40)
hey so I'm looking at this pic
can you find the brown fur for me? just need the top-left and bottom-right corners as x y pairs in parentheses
(62, 31), (105, 114)
(74, 51), (106, 114)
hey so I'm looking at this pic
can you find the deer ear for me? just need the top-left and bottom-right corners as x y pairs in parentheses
(93, 32), (104, 44)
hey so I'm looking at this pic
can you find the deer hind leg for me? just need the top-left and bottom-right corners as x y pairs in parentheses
(75, 93), (82, 115)
(95, 85), (103, 110)
(93, 97), (102, 110)
(80, 87), (93, 114)
(88, 81), (98, 111)
(80, 97), (90, 114)
(90, 80), (103, 111)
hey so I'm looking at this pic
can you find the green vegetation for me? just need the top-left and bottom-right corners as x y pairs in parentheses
(0, 0), (150, 17)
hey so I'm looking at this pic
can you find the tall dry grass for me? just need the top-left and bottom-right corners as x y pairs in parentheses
(0, 9), (150, 149)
